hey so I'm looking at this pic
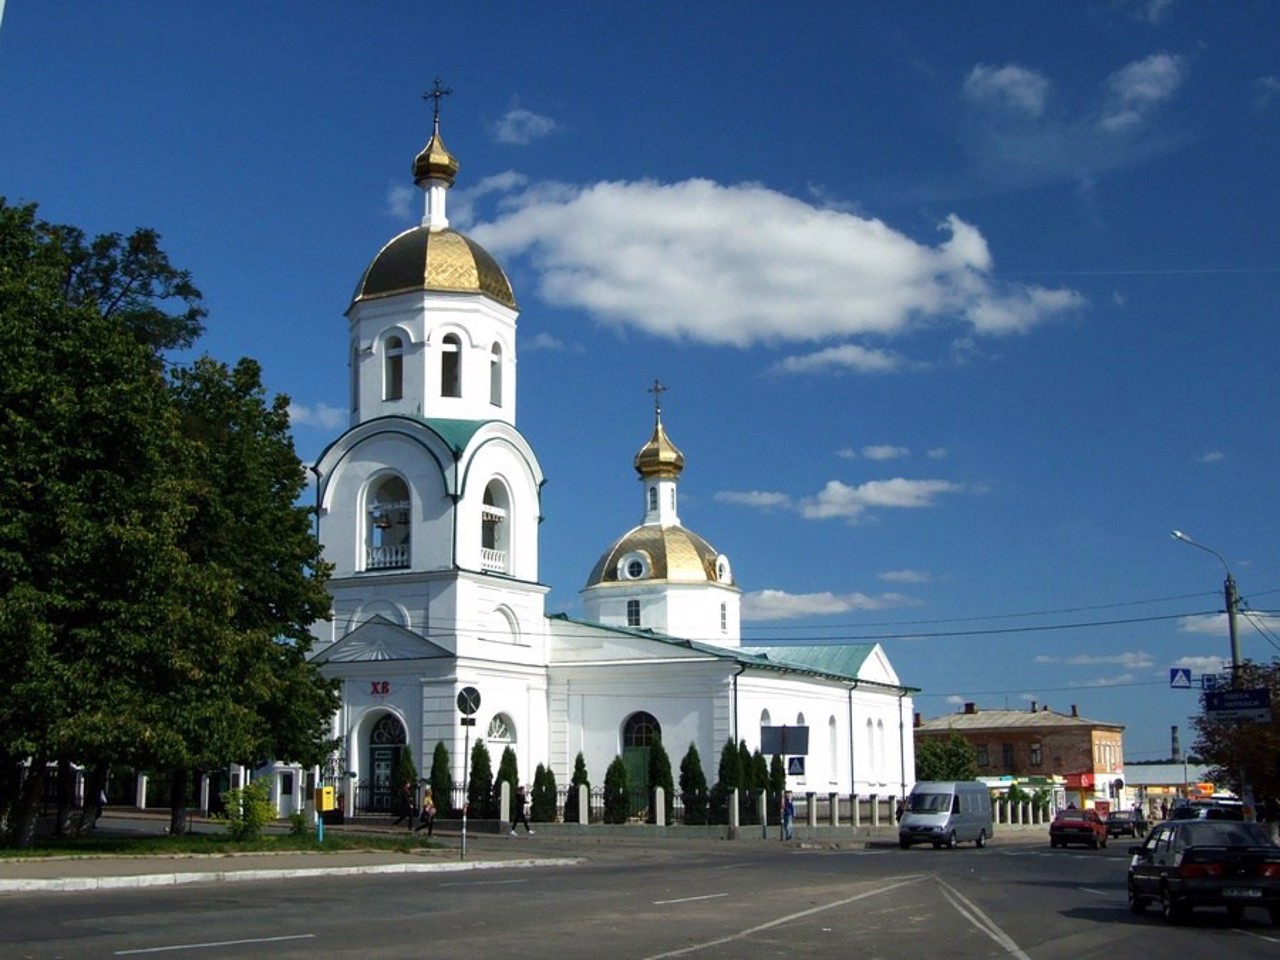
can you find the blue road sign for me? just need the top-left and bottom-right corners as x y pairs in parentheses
(1204, 688), (1272, 723)
(1170, 668), (1192, 689)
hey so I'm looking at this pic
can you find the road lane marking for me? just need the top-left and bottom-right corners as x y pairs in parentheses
(936, 877), (1031, 960)
(115, 934), (316, 955)
(640, 875), (926, 959)
(654, 893), (729, 906)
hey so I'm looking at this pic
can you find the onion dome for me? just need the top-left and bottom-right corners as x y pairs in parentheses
(350, 108), (516, 310)
(586, 524), (731, 587)
(413, 125), (459, 187)
(634, 413), (684, 479)
(351, 227), (516, 309)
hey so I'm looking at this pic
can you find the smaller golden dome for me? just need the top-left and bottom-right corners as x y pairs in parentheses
(585, 524), (733, 587)
(413, 123), (459, 187)
(634, 415), (684, 479)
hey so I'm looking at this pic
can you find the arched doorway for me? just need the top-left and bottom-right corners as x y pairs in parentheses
(622, 711), (661, 817)
(368, 713), (407, 812)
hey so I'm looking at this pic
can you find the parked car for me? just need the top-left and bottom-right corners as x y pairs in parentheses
(1169, 798), (1245, 822)
(1050, 808), (1108, 849)
(1106, 809), (1149, 838)
(1127, 819), (1280, 925)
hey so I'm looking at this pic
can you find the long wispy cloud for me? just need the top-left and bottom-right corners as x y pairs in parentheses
(716, 476), (969, 522)
(742, 588), (916, 622)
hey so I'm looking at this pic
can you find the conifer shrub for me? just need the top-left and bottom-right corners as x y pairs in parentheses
(603, 756), (630, 824)
(467, 740), (494, 818)
(679, 744), (709, 825)
(494, 746), (519, 818)
(531, 764), (557, 822)
(429, 741), (453, 817)
(564, 752), (590, 823)
(647, 735), (675, 824)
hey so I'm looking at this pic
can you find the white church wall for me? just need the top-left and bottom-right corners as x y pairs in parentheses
(454, 440), (542, 582)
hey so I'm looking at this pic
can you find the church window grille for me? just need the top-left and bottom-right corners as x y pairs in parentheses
(487, 714), (514, 743)
(627, 559), (644, 579)
(623, 712), (660, 748)
(626, 599), (640, 627)
(384, 335), (404, 400)
(489, 343), (502, 406)
(441, 333), (462, 398)
(372, 713), (406, 745)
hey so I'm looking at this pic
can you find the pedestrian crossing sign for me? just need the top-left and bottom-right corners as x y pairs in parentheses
(787, 756), (805, 775)
(1169, 668), (1192, 689)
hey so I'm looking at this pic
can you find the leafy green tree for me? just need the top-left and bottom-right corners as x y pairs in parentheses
(647, 735), (674, 824)
(494, 746), (519, 818)
(679, 744), (709, 825)
(603, 756), (630, 824)
(564, 752), (590, 823)
(467, 740), (494, 818)
(429, 741), (453, 817)
(0, 201), (202, 846)
(1192, 658), (1280, 805)
(531, 764), (557, 822)
(914, 730), (979, 782)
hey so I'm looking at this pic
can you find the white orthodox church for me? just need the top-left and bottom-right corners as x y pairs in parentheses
(305, 110), (916, 816)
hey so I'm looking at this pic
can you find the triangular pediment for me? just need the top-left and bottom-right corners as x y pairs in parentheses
(311, 616), (453, 664)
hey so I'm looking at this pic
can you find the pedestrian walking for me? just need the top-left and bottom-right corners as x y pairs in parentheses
(781, 790), (795, 841)
(414, 787), (436, 836)
(392, 780), (416, 827)
(510, 783), (534, 836)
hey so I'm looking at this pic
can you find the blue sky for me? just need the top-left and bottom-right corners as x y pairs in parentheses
(3, 1), (1278, 764)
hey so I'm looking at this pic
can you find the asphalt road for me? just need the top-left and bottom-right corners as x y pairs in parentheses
(4, 837), (1280, 959)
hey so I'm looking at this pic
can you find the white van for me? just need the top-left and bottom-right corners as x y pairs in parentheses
(898, 781), (994, 849)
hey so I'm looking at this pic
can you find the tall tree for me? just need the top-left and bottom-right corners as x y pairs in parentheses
(914, 730), (979, 782)
(679, 744), (708, 825)
(1192, 658), (1280, 806)
(0, 201), (202, 846)
(429, 741), (452, 817)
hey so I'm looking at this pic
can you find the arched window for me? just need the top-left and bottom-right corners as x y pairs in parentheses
(866, 719), (876, 781)
(489, 342), (502, 406)
(384, 335), (404, 400)
(623, 712), (660, 748)
(441, 333), (461, 398)
(647, 486), (658, 511)
(829, 716), (838, 781)
(761, 709), (772, 727)
(366, 475), (410, 570)
(480, 481), (510, 573)
(487, 714), (514, 744)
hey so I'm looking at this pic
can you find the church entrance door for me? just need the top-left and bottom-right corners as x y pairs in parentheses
(369, 713), (407, 812)
(622, 711), (661, 819)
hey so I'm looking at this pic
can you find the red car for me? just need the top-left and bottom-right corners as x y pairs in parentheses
(1050, 808), (1108, 849)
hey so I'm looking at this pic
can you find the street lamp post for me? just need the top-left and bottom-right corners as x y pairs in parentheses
(1171, 530), (1241, 680)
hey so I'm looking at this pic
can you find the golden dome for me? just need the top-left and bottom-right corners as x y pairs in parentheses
(413, 126), (459, 187)
(585, 524), (733, 588)
(634, 416), (684, 479)
(351, 226), (517, 309)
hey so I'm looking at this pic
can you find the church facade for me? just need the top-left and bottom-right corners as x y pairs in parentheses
(306, 112), (916, 815)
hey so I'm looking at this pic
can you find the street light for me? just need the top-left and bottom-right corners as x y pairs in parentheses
(1171, 530), (1241, 681)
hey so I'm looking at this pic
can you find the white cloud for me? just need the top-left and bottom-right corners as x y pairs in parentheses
(288, 402), (347, 430)
(741, 589), (915, 621)
(862, 445), (911, 461)
(469, 181), (1081, 348)
(963, 64), (1051, 118)
(1173, 654), (1228, 675)
(385, 182), (415, 221)
(713, 490), (792, 509)
(770, 344), (905, 375)
(799, 478), (965, 520)
(491, 108), (558, 145)
(525, 331), (570, 351)
(926, 447), (949, 459)
(1196, 451), (1225, 463)
(879, 569), (933, 584)
(1081, 673), (1135, 688)
(1036, 651), (1155, 668)
(1117, 0), (1175, 25)
(1257, 76), (1280, 109)
(945, 695), (966, 706)
(1178, 614), (1228, 636)
(1101, 53), (1185, 132)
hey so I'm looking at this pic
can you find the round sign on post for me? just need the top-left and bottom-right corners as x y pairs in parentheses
(457, 686), (481, 716)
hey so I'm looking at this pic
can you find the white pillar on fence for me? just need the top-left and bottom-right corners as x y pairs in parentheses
(577, 784), (589, 825)
(871, 793), (880, 827)
(829, 792), (840, 827)
(853, 792), (861, 827)
(500, 780), (511, 825)
(755, 789), (766, 836)
(655, 786), (667, 827)
(729, 788), (741, 833)
(806, 792), (817, 828)
(137, 773), (148, 810)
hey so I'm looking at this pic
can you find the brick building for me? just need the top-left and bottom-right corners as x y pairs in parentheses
(914, 702), (1126, 808)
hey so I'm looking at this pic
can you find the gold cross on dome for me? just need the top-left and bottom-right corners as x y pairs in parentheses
(423, 78), (452, 124)
(648, 378), (667, 417)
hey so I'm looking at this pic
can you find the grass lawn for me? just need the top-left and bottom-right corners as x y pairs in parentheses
(0, 829), (443, 859)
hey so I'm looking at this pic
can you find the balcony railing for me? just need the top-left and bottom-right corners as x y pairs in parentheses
(480, 547), (507, 572)
(366, 544), (409, 570)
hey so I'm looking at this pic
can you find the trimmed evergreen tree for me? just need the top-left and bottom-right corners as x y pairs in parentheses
(394, 749), (419, 792)
(603, 756), (630, 824)
(679, 743), (709, 825)
(768, 753), (786, 825)
(647, 735), (675, 824)
(531, 763), (557, 822)
(564, 752), (590, 823)
(711, 738), (742, 824)
(466, 739), (494, 818)
(494, 745), (519, 818)
(429, 741), (452, 817)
